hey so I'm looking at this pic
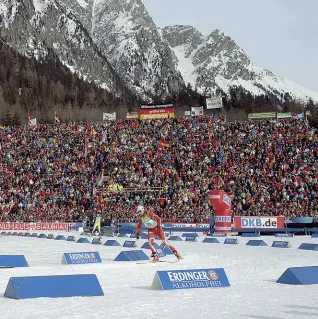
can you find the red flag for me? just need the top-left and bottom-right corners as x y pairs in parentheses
(159, 138), (169, 147)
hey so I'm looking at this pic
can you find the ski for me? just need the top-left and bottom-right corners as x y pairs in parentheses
(136, 259), (181, 264)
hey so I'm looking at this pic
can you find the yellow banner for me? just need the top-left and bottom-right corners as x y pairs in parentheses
(126, 112), (139, 119)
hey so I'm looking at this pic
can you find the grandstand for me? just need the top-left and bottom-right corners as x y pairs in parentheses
(0, 114), (317, 227)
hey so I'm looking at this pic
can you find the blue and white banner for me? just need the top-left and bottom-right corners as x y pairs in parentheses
(61, 252), (102, 265)
(275, 233), (294, 238)
(272, 241), (290, 248)
(210, 233), (228, 237)
(224, 238), (238, 244)
(215, 216), (231, 223)
(123, 240), (137, 248)
(152, 268), (230, 290)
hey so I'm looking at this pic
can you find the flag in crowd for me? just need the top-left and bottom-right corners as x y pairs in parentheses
(28, 112), (37, 126)
(159, 137), (170, 147)
(55, 111), (61, 123)
(96, 169), (104, 187)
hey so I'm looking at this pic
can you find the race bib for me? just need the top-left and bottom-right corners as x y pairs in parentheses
(142, 216), (157, 228)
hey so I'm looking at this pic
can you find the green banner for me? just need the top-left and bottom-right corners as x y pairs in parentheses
(277, 112), (292, 119)
(248, 112), (276, 119)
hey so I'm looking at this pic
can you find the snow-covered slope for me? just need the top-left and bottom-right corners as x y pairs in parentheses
(87, 0), (184, 99)
(0, 0), (129, 95)
(162, 25), (318, 102)
(1, 0), (317, 102)
(0, 233), (317, 318)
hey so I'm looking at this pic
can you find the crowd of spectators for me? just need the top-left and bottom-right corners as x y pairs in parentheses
(0, 114), (318, 225)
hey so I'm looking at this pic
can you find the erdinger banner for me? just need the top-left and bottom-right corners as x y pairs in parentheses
(234, 216), (285, 229)
(0, 222), (76, 231)
(62, 252), (102, 265)
(139, 107), (174, 119)
(152, 268), (230, 290)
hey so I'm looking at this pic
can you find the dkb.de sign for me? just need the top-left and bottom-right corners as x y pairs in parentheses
(234, 216), (285, 229)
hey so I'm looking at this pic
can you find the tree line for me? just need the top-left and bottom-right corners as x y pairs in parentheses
(0, 38), (317, 126)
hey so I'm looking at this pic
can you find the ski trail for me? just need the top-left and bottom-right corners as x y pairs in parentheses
(91, 0), (97, 41)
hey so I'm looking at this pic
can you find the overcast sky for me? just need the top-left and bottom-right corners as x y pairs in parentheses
(142, 0), (318, 92)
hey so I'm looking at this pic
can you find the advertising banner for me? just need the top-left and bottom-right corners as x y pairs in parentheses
(271, 241), (290, 248)
(172, 223), (209, 228)
(191, 106), (204, 117)
(209, 190), (232, 233)
(248, 112), (276, 120)
(126, 112), (139, 119)
(62, 252), (102, 264)
(275, 233), (294, 238)
(103, 112), (116, 121)
(140, 104), (173, 109)
(139, 108), (174, 119)
(224, 238), (238, 244)
(152, 268), (230, 290)
(172, 223), (197, 228)
(234, 216), (285, 229)
(206, 97), (222, 109)
(123, 240), (137, 248)
(0, 222), (76, 232)
(277, 112), (292, 119)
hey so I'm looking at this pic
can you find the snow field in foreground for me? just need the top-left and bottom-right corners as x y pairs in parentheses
(0, 234), (317, 319)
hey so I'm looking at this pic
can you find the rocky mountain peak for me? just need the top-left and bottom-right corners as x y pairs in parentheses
(1, 0), (317, 102)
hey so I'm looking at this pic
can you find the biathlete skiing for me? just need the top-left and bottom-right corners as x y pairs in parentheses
(136, 205), (182, 262)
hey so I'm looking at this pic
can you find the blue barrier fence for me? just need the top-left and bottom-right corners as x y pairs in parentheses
(116, 225), (318, 235)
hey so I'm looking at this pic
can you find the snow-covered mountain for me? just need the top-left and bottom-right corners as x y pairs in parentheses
(1, 0), (317, 102)
(0, 0), (130, 96)
(161, 25), (318, 102)
(88, 0), (184, 99)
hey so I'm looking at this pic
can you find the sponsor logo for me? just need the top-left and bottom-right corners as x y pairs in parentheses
(273, 241), (286, 247)
(123, 240), (136, 247)
(140, 104), (173, 109)
(215, 226), (232, 230)
(241, 218), (277, 228)
(272, 241), (289, 248)
(197, 224), (210, 228)
(65, 252), (101, 264)
(215, 216), (231, 223)
(172, 224), (197, 228)
(69, 253), (92, 260)
(157, 268), (230, 290)
(209, 195), (221, 199)
(0, 222), (75, 231)
(207, 270), (218, 280)
(223, 194), (231, 206)
(224, 238), (238, 244)
(275, 233), (293, 237)
(168, 271), (214, 282)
